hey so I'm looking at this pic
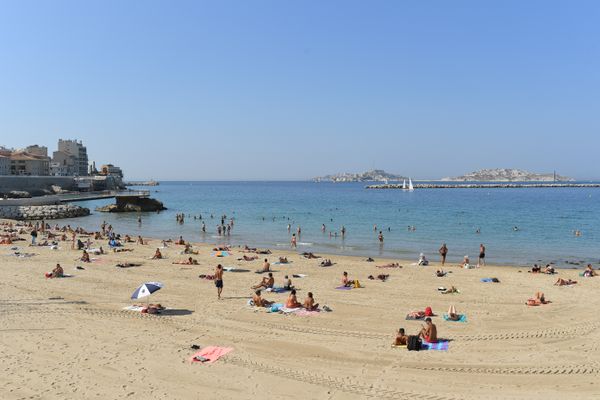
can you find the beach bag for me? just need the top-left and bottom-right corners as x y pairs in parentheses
(354, 280), (361, 288)
(425, 307), (433, 316)
(407, 335), (421, 351)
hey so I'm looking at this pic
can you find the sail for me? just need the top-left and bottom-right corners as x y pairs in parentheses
(408, 178), (414, 191)
(402, 179), (407, 189)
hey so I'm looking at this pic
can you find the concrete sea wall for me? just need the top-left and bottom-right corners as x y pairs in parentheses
(0, 204), (90, 220)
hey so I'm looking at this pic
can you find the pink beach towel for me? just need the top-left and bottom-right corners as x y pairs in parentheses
(296, 309), (321, 317)
(189, 346), (233, 364)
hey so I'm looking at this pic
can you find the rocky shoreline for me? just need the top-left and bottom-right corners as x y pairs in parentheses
(366, 183), (600, 189)
(0, 204), (90, 220)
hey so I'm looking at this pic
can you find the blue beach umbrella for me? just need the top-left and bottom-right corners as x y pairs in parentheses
(131, 282), (164, 300)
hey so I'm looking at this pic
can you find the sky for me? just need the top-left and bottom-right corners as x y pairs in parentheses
(0, 0), (598, 180)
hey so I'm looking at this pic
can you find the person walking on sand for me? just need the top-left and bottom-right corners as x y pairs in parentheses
(439, 243), (448, 266)
(478, 244), (486, 267)
(214, 264), (223, 300)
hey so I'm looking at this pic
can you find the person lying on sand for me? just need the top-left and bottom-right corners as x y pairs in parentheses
(116, 262), (142, 268)
(320, 259), (333, 267)
(441, 286), (459, 294)
(243, 245), (257, 252)
(436, 269), (446, 277)
(462, 255), (471, 268)
(544, 264), (556, 274)
(256, 259), (270, 273)
(394, 328), (408, 346)
(376, 263), (402, 269)
(152, 248), (163, 259)
(172, 257), (198, 265)
(447, 305), (461, 321)
(303, 252), (319, 259)
(239, 255), (258, 261)
(366, 257), (375, 262)
(419, 317), (437, 342)
(368, 274), (389, 281)
(80, 250), (90, 263)
(113, 248), (133, 253)
(252, 290), (273, 307)
(285, 289), (302, 309)
(124, 235), (134, 243)
(278, 256), (288, 264)
(554, 278), (577, 286)
(418, 253), (429, 266)
(175, 236), (185, 245)
(256, 249), (272, 255)
(252, 272), (275, 289)
(527, 292), (548, 305)
(213, 246), (231, 251)
(303, 292), (319, 311)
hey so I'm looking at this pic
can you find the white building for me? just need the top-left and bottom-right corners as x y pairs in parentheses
(57, 139), (88, 176)
(9, 152), (50, 176)
(24, 145), (48, 157)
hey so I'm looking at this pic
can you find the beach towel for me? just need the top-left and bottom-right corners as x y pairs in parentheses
(266, 287), (289, 293)
(391, 344), (407, 349)
(190, 346), (233, 364)
(443, 313), (467, 322)
(405, 314), (425, 320)
(123, 305), (145, 312)
(268, 303), (284, 312)
(279, 307), (301, 314)
(480, 278), (499, 283)
(224, 267), (249, 273)
(273, 261), (293, 265)
(292, 274), (307, 278)
(296, 309), (321, 316)
(421, 341), (449, 351)
(335, 285), (352, 290)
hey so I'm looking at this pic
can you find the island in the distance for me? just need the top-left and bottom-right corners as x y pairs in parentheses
(442, 168), (573, 182)
(313, 169), (407, 182)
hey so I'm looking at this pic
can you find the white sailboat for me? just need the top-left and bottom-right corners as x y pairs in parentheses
(402, 179), (407, 190)
(408, 178), (414, 191)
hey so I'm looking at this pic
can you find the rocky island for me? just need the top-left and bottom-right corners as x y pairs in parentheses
(442, 168), (573, 182)
(313, 169), (407, 182)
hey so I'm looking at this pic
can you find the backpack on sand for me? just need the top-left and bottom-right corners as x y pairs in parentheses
(407, 335), (422, 351)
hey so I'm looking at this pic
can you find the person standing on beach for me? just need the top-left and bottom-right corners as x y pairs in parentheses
(291, 233), (297, 248)
(439, 243), (448, 266)
(478, 244), (486, 266)
(214, 264), (223, 300)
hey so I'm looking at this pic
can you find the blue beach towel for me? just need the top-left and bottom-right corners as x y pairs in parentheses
(443, 313), (467, 322)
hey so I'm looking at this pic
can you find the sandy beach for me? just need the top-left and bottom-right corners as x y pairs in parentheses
(1, 221), (599, 400)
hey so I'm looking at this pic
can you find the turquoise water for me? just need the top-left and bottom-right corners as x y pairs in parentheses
(59, 181), (600, 267)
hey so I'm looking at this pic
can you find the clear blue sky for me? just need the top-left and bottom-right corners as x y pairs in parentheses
(0, 1), (598, 180)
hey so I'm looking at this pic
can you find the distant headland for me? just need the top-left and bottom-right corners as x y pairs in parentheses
(313, 169), (407, 182)
(442, 168), (573, 182)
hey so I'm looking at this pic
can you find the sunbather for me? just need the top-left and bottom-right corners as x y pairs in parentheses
(394, 328), (408, 346)
(447, 305), (461, 321)
(419, 317), (438, 342)
(152, 248), (163, 259)
(583, 264), (596, 277)
(303, 252), (319, 259)
(320, 259), (333, 267)
(51, 263), (63, 278)
(418, 253), (429, 266)
(441, 286), (459, 294)
(278, 256), (288, 264)
(554, 278), (577, 286)
(172, 257), (198, 265)
(240, 255), (258, 261)
(255, 259), (270, 273)
(303, 292), (319, 311)
(81, 250), (90, 262)
(376, 262), (401, 268)
(436, 269), (446, 277)
(252, 272), (274, 289)
(252, 290), (273, 307)
(527, 291), (548, 305)
(342, 271), (357, 287)
(285, 289), (302, 309)
(282, 275), (294, 290)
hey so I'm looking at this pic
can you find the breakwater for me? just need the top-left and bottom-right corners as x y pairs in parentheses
(366, 183), (600, 189)
(0, 204), (90, 220)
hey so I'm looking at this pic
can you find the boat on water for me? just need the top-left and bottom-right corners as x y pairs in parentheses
(402, 178), (414, 191)
(402, 179), (407, 190)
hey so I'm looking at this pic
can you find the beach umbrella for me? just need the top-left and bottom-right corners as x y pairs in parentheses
(213, 251), (230, 257)
(131, 282), (164, 300)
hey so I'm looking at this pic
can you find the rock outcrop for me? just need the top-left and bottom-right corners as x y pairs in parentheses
(0, 204), (90, 220)
(313, 169), (407, 182)
(96, 197), (166, 213)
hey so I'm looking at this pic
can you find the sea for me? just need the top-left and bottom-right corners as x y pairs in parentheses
(55, 181), (600, 267)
